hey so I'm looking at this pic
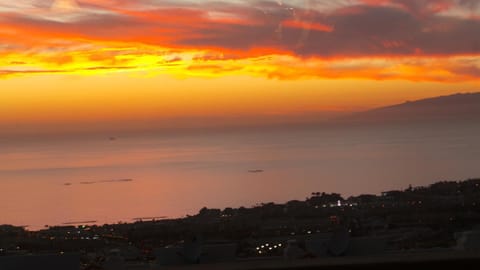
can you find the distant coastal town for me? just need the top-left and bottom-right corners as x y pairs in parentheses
(2, 178), (480, 269)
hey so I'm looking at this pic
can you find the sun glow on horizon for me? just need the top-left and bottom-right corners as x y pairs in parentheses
(1, 0), (479, 133)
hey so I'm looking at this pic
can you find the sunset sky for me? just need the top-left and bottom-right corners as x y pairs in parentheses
(1, 0), (479, 134)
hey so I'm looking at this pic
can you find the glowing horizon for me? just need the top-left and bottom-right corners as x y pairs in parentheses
(1, 0), (479, 133)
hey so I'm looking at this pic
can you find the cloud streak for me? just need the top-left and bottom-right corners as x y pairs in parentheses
(0, 0), (479, 81)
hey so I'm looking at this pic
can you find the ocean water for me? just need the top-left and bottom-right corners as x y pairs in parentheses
(1, 123), (480, 230)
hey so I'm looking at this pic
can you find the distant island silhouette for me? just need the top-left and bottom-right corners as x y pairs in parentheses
(336, 92), (480, 124)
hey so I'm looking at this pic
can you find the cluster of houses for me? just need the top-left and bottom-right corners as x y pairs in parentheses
(1, 179), (480, 269)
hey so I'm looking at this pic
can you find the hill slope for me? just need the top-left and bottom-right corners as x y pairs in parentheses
(338, 92), (480, 124)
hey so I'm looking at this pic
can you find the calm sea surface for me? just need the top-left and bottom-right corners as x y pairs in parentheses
(1, 123), (480, 230)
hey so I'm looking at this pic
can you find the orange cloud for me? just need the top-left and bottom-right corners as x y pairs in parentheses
(0, 0), (478, 82)
(282, 19), (334, 32)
